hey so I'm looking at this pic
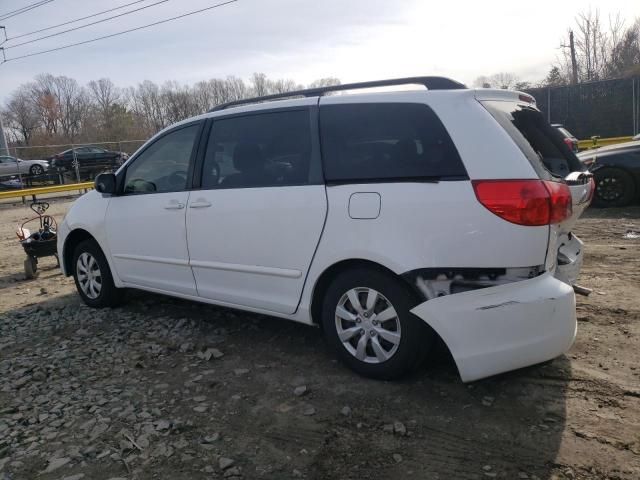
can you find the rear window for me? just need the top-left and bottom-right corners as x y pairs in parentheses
(319, 103), (466, 183)
(482, 101), (583, 178)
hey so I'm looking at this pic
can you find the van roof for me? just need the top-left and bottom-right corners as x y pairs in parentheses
(207, 76), (467, 113)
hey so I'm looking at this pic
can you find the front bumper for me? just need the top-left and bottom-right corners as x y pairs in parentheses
(410, 272), (576, 382)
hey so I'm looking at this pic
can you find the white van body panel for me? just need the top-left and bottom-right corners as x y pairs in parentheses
(58, 84), (586, 382)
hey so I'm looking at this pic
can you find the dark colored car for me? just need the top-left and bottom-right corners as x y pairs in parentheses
(551, 124), (579, 153)
(49, 146), (128, 172)
(578, 141), (640, 207)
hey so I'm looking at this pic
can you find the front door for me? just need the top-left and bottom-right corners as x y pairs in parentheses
(186, 108), (327, 314)
(105, 122), (202, 296)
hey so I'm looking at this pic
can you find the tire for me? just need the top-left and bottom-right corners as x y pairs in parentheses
(321, 268), (432, 380)
(29, 164), (44, 176)
(24, 257), (37, 279)
(72, 239), (123, 308)
(592, 167), (636, 207)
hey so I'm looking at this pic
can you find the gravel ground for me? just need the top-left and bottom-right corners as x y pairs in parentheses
(0, 198), (639, 480)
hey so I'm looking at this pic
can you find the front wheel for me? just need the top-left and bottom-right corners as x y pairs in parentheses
(322, 268), (432, 380)
(72, 239), (123, 307)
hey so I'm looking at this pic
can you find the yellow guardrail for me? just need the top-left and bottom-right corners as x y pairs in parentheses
(578, 136), (634, 151)
(0, 181), (94, 200)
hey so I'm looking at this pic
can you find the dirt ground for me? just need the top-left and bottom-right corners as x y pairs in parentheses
(0, 197), (638, 480)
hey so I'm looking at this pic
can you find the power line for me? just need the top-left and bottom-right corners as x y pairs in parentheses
(8, 0), (152, 41)
(4, 0), (169, 50)
(1, 0), (238, 63)
(0, 0), (53, 21)
(0, 0), (49, 19)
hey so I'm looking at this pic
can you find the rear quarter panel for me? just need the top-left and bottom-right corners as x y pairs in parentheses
(299, 92), (552, 319)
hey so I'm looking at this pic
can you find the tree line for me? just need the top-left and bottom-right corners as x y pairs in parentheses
(2, 73), (340, 147)
(475, 11), (640, 89)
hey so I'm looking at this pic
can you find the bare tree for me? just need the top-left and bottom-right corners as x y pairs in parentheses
(472, 73), (519, 89)
(88, 78), (122, 137)
(3, 85), (40, 145)
(308, 77), (341, 89)
(491, 72), (519, 89)
(473, 76), (492, 88)
(3, 73), (345, 146)
(250, 72), (270, 97)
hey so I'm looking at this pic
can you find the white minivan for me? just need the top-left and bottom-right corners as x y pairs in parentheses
(57, 77), (594, 382)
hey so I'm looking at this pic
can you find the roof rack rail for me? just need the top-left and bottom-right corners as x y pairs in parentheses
(208, 76), (466, 112)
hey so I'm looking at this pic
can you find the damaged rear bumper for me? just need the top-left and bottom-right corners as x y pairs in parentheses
(410, 272), (576, 382)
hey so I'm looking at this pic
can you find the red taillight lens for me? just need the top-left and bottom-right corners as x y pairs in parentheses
(543, 180), (572, 223)
(563, 137), (573, 149)
(472, 179), (572, 226)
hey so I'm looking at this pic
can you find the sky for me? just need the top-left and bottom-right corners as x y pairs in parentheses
(1, 0), (640, 102)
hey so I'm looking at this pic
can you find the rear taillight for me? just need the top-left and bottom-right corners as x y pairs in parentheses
(543, 180), (572, 223)
(472, 179), (572, 226)
(563, 137), (573, 149)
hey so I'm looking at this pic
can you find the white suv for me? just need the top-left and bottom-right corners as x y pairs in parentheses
(57, 77), (594, 382)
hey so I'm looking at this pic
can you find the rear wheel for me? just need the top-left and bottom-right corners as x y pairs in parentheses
(592, 168), (636, 207)
(72, 239), (123, 307)
(322, 268), (432, 380)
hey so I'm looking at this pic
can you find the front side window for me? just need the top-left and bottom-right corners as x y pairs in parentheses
(319, 103), (466, 182)
(124, 124), (199, 194)
(201, 110), (312, 189)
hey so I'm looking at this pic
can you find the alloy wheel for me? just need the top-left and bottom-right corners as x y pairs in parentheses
(597, 176), (624, 202)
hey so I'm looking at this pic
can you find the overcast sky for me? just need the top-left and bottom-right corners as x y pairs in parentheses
(1, 0), (640, 101)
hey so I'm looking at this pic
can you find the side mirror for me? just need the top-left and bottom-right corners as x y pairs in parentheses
(95, 173), (117, 194)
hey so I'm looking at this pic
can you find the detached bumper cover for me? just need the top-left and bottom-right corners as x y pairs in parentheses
(554, 234), (584, 285)
(410, 272), (576, 382)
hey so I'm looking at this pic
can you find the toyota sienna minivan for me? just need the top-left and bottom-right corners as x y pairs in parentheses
(58, 77), (594, 382)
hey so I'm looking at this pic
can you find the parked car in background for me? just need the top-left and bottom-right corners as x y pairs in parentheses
(578, 140), (640, 207)
(633, 133), (640, 141)
(0, 155), (49, 177)
(59, 77), (594, 383)
(49, 146), (128, 172)
(552, 124), (579, 152)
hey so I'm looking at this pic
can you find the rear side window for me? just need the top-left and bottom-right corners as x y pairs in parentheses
(319, 103), (466, 183)
(201, 109), (313, 189)
(482, 101), (583, 178)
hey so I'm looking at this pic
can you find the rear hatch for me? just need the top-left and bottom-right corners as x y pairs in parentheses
(478, 96), (594, 284)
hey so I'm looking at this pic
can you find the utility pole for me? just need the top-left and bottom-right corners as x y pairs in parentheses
(0, 112), (8, 156)
(561, 30), (579, 85)
(569, 30), (578, 85)
(0, 27), (8, 155)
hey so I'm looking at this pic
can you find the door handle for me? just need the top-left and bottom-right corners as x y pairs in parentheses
(164, 202), (185, 210)
(189, 200), (212, 208)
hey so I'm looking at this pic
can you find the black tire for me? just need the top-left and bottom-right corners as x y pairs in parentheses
(321, 268), (432, 380)
(29, 164), (44, 176)
(592, 167), (636, 207)
(72, 239), (123, 307)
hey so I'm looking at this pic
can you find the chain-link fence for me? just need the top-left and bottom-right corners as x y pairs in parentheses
(525, 76), (640, 140)
(0, 140), (146, 193)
